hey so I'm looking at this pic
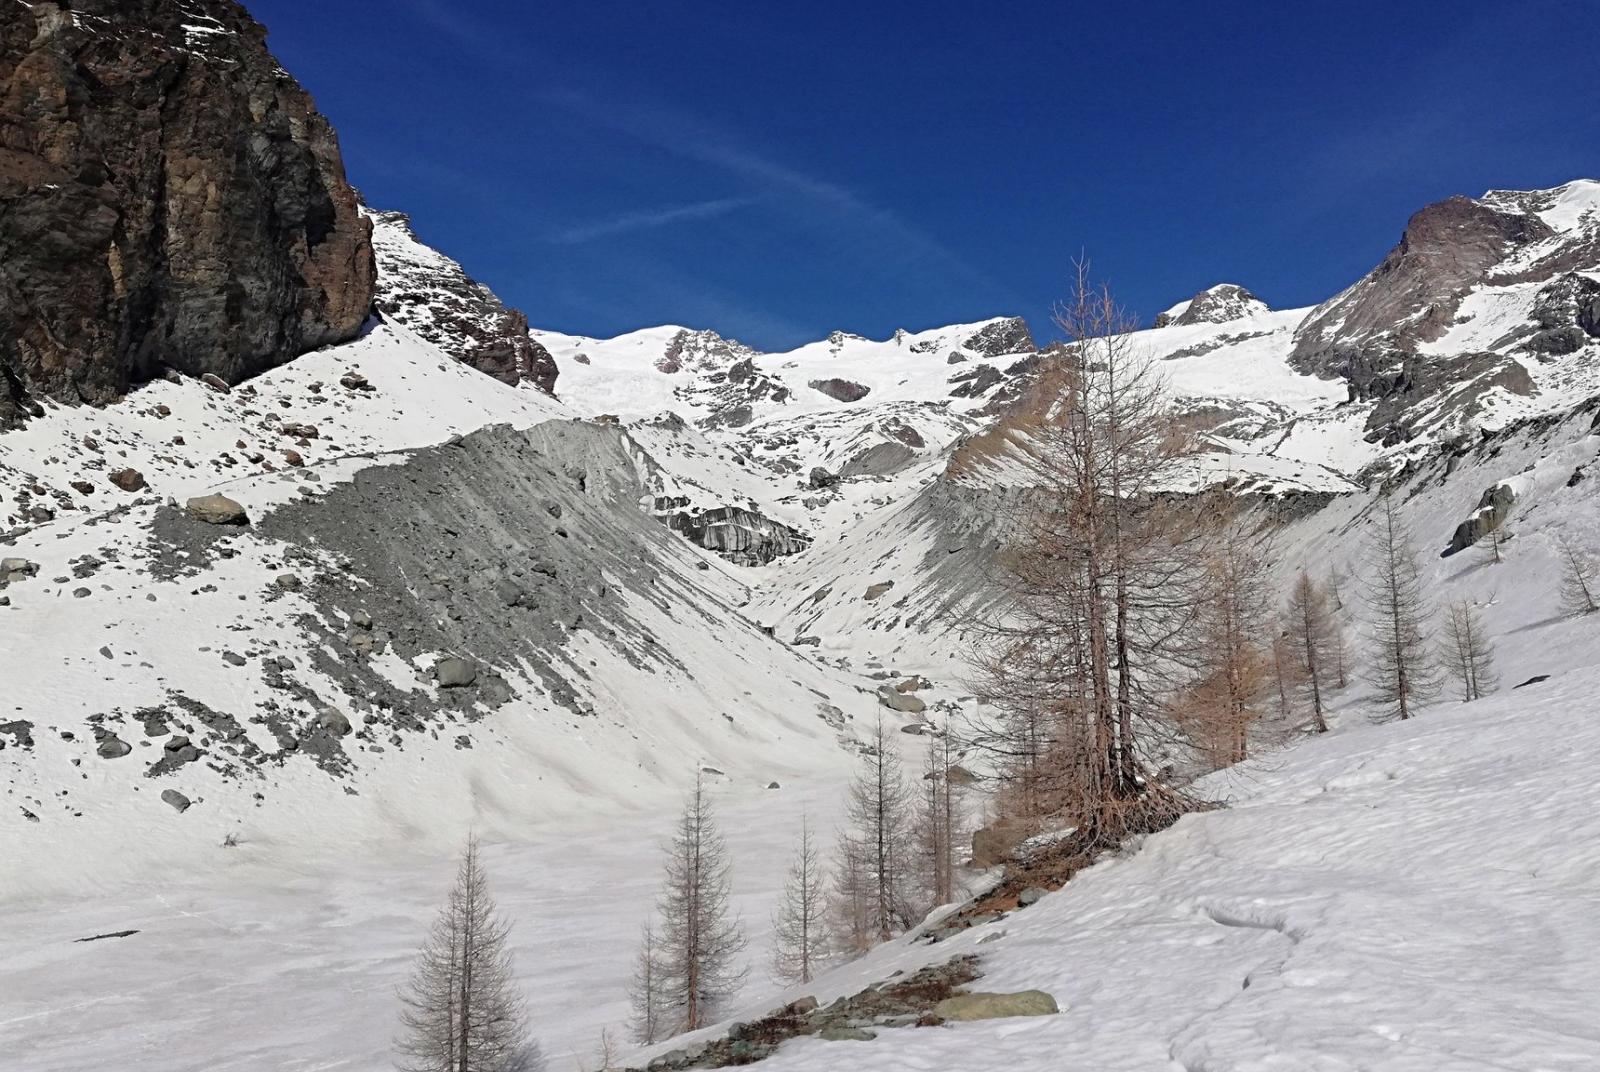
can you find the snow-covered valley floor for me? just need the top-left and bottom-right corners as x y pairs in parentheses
(8, 630), (1600, 1072)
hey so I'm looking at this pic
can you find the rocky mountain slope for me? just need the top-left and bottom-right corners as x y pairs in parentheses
(367, 209), (558, 392)
(0, 0), (375, 428)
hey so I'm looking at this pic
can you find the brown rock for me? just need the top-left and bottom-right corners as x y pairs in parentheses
(281, 449), (304, 467)
(109, 468), (146, 492)
(0, 0), (376, 428)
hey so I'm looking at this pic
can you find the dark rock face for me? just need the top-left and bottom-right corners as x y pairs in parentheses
(367, 211), (556, 393)
(1443, 482), (1516, 556)
(0, 0), (376, 427)
(1526, 273), (1600, 355)
(663, 505), (813, 565)
(809, 378), (871, 403)
(1153, 284), (1268, 328)
(962, 317), (1036, 357)
(1291, 196), (1552, 382)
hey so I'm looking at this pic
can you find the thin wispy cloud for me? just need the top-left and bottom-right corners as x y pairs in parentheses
(549, 196), (763, 244)
(540, 90), (1022, 307)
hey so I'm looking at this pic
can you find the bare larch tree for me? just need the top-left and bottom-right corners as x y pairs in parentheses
(648, 777), (747, 1036)
(915, 730), (964, 909)
(1557, 533), (1599, 615)
(971, 261), (1210, 844)
(1171, 526), (1274, 768)
(836, 717), (916, 945)
(626, 921), (664, 1045)
(397, 837), (537, 1072)
(770, 817), (829, 986)
(1285, 569), (1336, 733)
(1441, 599), (1498, 702)
(1360, 495), (1441, 721)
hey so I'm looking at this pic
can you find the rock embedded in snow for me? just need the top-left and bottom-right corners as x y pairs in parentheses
(808, 378), (871, 403)
(933, 989), (1059, 1021)
(96, 736), (132, 759)
(317, 710), (353, 737)
(160, 790), (191, 813)
(807, 466), (838, 489)
(878, 687), (925, 714)
(863, 580), (895, 601)
(434, 656), (478, 688)
(109, 468), (146, 491)
(1018, 887), (1047, 907)
(185, 494), (249, 526)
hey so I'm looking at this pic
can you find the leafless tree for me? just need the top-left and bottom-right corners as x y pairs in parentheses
(1480, 523), (1508, 564)
(1441, 600), (1498, 703)
(770, 817), (829, 986)
(1327, 566), (1348, 612)
(1285, 570), (1336, 732)
(396, 837), (539, 1072)
(835, 718), (916, 945)
(1170, 528), (1275, 768)
(645, 777), (747, 1036)
(827, 833), (874, 956)
(1557, 533), (1599, 615)
(1360, 495), (1441, 720)
(626, 921), (664, 1045)
(968, 261), (1211, 845)
(914, 730), (965, 908)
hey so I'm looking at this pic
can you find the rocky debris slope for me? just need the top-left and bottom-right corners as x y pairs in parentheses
(367, 210), (557, 392)
(0, 0), (375, 428)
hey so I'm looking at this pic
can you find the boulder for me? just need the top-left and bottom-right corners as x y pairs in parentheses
(435, 656), (478, 688)
(160, 790), (191, 813)
(96, 735), (131, 759)
(185, 494), (249, 526)
(878, 688), (925, 714)
(971, 819), (1029, 868)
(808, 377), (871, 403)
(1018, 887), (1048, 907)
(1, 557), (39, 583)
(109, 468), (146, 492)
(807, 466), (838, 489)
(818, 1026), (876, 1042)
(933, 990), (1058, 1021)
(317, 710), (353, 737)
(863, 580), (895, 601)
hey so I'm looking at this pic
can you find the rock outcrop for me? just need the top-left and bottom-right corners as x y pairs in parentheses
(1291, 196), (1553, 384)
(1154, 284), (1269, 328)
(962, 316), (1037, 356)
(663, 505), (813, 566)
(367, 210), (556, 392)
(0, 0), (376, 427)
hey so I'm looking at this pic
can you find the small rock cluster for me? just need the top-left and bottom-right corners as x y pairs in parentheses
(639, 954), (1056, 1070)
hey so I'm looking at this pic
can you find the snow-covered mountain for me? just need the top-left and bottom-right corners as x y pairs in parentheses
(3, 6), (1599, 1061)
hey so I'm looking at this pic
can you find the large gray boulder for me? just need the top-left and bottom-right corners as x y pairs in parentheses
(934, 990), (1059, 1021)
(185, 494), (249, 526)
(878, 687), (925, 714)
(435, 656), (478, 688)
(96, 735), (131, 759)
(160, 789), (191, 813)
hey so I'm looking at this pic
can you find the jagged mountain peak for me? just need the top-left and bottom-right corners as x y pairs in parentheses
(366, 209), (557, 393)
(1153, 284), (1270, 328)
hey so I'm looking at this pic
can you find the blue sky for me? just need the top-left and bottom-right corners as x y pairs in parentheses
(251, 0), (1600, 350)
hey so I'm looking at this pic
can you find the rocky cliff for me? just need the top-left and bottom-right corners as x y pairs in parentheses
(0, 0), (375, 427)
(367, 210), (557, 393)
